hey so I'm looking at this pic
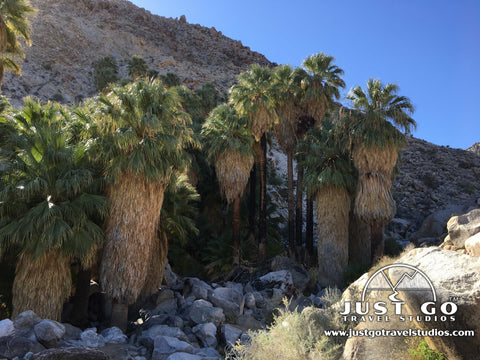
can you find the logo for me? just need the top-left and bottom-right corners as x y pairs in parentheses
(340, 264), (457, 323)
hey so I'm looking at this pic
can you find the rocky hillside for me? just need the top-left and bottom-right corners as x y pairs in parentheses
(468, 142), (480, 155)
(2, 0), (271, 105)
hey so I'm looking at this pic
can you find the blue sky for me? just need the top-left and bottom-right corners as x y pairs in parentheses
(131, 0), (479, 149)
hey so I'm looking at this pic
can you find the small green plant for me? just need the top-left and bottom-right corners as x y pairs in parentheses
(161, 72), (182, 87)
(457, 181), (476, 195)
(93, 55), (119, 91)
(409, 339), (445, 360)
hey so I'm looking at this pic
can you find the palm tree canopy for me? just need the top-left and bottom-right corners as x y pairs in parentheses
(0, 0), (36, 74)
(344, 78), (416, 149)
(297, 118), (356, 197)
(295, 53), (345, 119)
(201, 103), (255, 161)
(0, 98), (106, 261)
(229, 64), (277, 141)
(93, 78), (196, 183)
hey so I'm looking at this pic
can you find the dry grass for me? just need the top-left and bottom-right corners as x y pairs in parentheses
(315, 186), (351, 287)
(141, 231), (169, 298)
(13, 251), (71, 321)
(227, 299), (346, 360)
(100, 171), (166, 304)
(216, 149), (254, 204)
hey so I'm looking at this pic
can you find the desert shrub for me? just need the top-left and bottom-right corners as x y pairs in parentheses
(456, 181), (476, 195)
(161, 72), (182, 87)
(93, 55), (119, 91)
(227, 300), (347, 360)
(409, 339), (445, 360)
(422, 171), (439, 189)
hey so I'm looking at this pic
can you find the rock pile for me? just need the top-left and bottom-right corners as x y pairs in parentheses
(0, 257), (324, 360)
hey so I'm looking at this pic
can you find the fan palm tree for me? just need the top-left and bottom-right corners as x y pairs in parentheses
(0, 0), (35, 87)
(271, 64), (301, 258)
(202, 104), (255, 266)
(344, 79), (415, 262)
(0, 98), (106, 320)
(94, 78), (194, 330)
(230, 64), (276, 262)
(141, 173), (199, 297)
(296, 53), (345, 125)
(297, 119), (356, 287)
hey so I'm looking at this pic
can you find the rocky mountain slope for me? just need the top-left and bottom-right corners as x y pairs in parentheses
(2, 0), (270, 105)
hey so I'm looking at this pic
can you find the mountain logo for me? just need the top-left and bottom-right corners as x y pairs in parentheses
(340, 263), (457, 322)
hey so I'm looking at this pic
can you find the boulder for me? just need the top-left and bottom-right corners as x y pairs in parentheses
(79, 328), (106, 348)
(445, 208), (480, 249)
(152, 335), (194, 360)
(208, 287), (243, 318)
(0, 319), (14, 337)
(184, 300), (225, 326)
(243, 293), (256, 309)
(194, 347), (222, 359)
(165, 353), (202, 360)
(164, 263), (179, 287)
(153, 289), (178, 315)
(192, 322), (217, 348)
(0, 335), (45, 359)
(183, 278), (212, 301)
(143, 314), (184, 330)
(270, 256), (311, 292)
(100, 326), (127, 344)
(465, 232), (480, 257)
(31, 347), (109, 360)
(13, 310), (42, 331)
(62, 323), (82, 341)
(412, 205), (466, 242)
(221, 324), (242, 347)
(33, 320), (66, 348)
(257, 270), (294, 291)
(141, 325), (189, 342)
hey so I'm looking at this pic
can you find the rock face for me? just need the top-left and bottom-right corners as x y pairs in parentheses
(343, 247), (480, 360)
(390, 137), (480, 242)
(440, 208), (480, 253)
(2, 0), (271, 106)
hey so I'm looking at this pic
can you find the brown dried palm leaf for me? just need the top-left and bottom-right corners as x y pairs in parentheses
(315, 186), (351, 287)
(0, 17), (6, 53)
(352, 143), (398, 175)
(13, 251), (71, 320)
(251, 102), (274, 142)
(306, 83), (327, 125)
(215, 149), (254, 204)
(140, 231), (169, 298)
(100, 171), (166, 304)
(354, 173), (396, 226)
(274, 102), (298, 152)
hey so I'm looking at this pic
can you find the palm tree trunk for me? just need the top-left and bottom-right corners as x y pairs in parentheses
(305, 195), (314, 266)
(371, 224), (384, 263)
(100, 172), (166, 330)
(248, 163), (257, 239)
(287, 149), (295, 259)
(295, 165), (304, 261)
(69, 268), (91, 328)
(348, 209), (371, 267)
(258, 134), (267, 262)
(315, 186), (350, 288)
(232, 195), (241, 266)
(110, 301), (129, 332)
(13, 251), (71, 321)
(140, 231), (169, 300)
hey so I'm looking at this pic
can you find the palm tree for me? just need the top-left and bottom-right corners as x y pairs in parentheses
(296, 53), (345, 125)
(344, 79), (416, 262)
(0, 98), (106, 320)
(141, 173), (199, 297)
(127, 55), (149, 80)
(271, 65), (301, 258)
(202, 104), (255, 266)
(94, 78), (194, 330)
(0, 0), (35, 87)
(298, 119), (356, 287)
(230, 64), (276, 262)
